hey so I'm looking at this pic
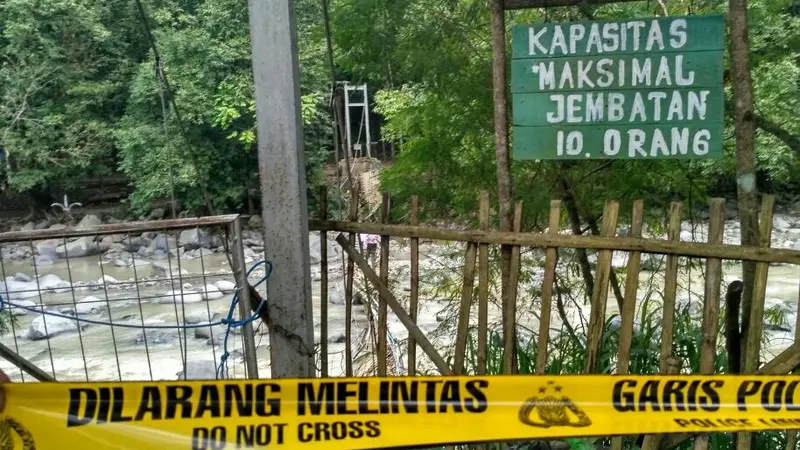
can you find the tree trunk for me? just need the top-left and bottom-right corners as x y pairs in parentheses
(728, 0), (760, 374)
(490, 0), (516, 372)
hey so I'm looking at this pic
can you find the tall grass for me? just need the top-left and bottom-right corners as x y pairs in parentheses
(447, 296), (791, 450)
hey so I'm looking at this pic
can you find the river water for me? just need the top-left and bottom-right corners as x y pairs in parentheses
(0, 237), (797, 382)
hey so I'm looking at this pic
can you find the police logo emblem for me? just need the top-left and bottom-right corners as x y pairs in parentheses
(518, 381), (592, 428)
(0, 416), (35, 450)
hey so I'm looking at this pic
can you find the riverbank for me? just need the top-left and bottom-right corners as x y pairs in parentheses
(0, 207), (798, 381)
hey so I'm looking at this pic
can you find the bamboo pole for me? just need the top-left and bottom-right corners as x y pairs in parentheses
(319, 186), (329, 377)
(584, 200), (619, 374)
(408, 196), (420, 376)
(344, 182), (360, 377)
(335, 234), (452, 375)
(693, 199), (725, 450)
(536, 200), (561, 374)
(505, 201), (523, 374)
(611, 200), (644, 450)
(738, 195), (776, 450)
(308, 220), (800, 264)
(454, 243), (478, 374)
(659, 202), (682, 372)
(378, 193), (390, 377)
(641, 356), (682, 450)
(477, 192), (490, 375)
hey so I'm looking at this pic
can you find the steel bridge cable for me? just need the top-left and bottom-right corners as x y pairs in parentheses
(0, 260), (272, 380)
(132, 0), (214, 215)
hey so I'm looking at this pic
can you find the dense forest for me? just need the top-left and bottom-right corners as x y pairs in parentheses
(0, 0), (798, 224)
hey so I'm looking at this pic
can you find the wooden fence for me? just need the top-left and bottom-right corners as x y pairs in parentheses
(309, 186), (800, 450)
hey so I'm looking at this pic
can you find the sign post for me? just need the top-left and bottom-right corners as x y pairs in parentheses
(511, 16), (725, 160)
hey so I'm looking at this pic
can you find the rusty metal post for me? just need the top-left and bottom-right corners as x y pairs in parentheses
(232, 217), (259, 379)
(0, 342), (55, 382)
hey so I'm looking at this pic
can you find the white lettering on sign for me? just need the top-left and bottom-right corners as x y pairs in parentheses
(597, 127), (711, 158)
(543, 90), (712, 125)
(531, 56), (696, 91)
(517, 16), (722, 160)
(526, 19), (691, 57)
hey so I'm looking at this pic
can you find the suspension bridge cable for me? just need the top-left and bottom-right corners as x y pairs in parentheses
(132, 0), (215, 215)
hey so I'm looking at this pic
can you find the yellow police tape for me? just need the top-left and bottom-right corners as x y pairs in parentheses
(2, 374), (800, 449)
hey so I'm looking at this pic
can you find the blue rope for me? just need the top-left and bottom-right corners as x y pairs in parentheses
(0, 260), (273, 380)
(217, 260), (272, 378)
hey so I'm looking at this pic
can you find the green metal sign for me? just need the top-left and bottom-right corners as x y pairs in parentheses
(511, 15), (725, 160)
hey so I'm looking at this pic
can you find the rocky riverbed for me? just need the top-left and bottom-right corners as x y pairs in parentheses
(0, 208), (798, 381)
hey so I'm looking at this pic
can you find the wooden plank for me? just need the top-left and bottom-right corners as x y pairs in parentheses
(505, 0), (650, 11)
(510, 16), (726, 58)
(694, 198), (725, 450)
(512, 90), (726, 126)
(610, 201), (644, 450)
(319, 186), (329, 377)
(477, 191), (490, 376)
(659, 202), (682, 372)
(378, 193), (390, 377)
(453, 243), (478, 374)
(738, 195), (776, 450)
(344, 183), (360, 377)
(536, 200), (561, 374)
(408, 196), (420, 377)
(511, 124), (724, 160)
(505, 201), (524, 374)
(335, 234), (452, 375)
(584, 200), (620, 373)
(308, 219), (800, 264)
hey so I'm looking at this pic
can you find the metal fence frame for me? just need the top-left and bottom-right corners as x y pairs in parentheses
(0, 215), (259, 382)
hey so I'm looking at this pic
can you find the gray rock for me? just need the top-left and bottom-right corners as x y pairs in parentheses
(33, 255), (54, 266)
(149, 233), (177, 252)
(122, 236), (142, 252)
(34, 220), (50, 230)
(150, 261), (188, 279)
(135, 330), (178, 346)
(640, 254), (666, 271)
(179, 229), (212, 250)
(194, 324), (226, 340)
(327, 333), (346, 344)
(185, 310), (223, 325)
(773, 216), (792, 232)
(149, 208), (166, 220)
(21, 221), (35, 232)
(248, 214), (263, 229)
(215, 280), (236, 293)
(13, 273), (31, 283)
(156, 290), (204, 304)
(35, 242), (58, 257)
(56, 236), (99, 258)
(28, 314), (79, 340)
(177, 359), (224, 380)
(309, 233), (339, 265)
(201, 284), (224, 300)
(7, 299), (37, 316)
(76, 214), (102, 230)
(49, 224), (66, 230)
(329, 284), (345, 305)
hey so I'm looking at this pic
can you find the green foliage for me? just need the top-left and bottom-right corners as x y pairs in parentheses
(1, 0), (797, 221)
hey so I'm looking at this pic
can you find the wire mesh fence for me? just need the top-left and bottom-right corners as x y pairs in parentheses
(0, 215), (267, 383)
